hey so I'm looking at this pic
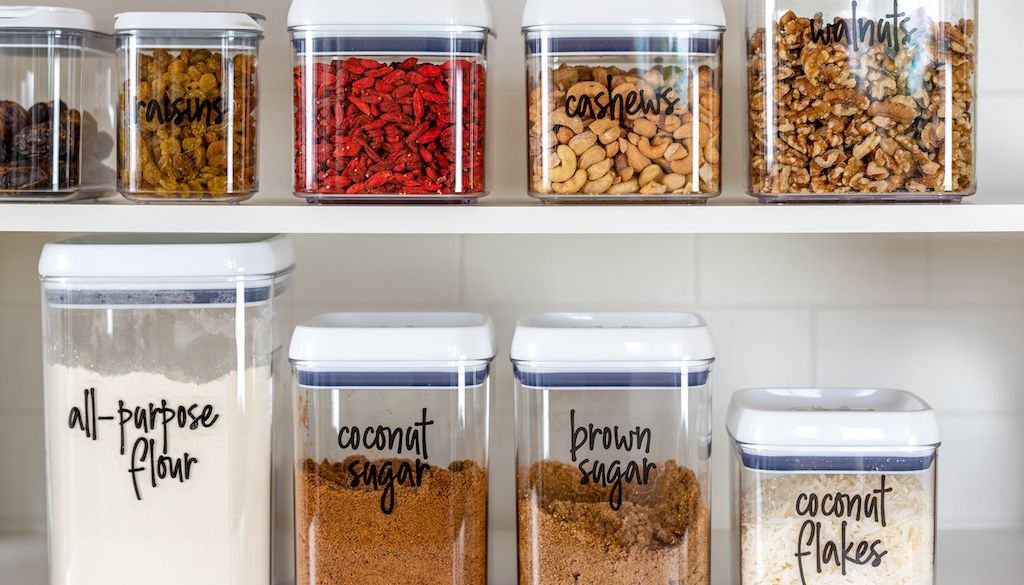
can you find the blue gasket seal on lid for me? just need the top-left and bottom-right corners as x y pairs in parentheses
(514, 367), (710, 389)
(297, 366), (490, 389)
(740, 453), (937, 473)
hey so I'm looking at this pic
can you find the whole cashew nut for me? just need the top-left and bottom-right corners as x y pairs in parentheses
(553, 169), (588, 194)
(590, 119), (621, 145)
(568, 131), (598, 156)
(625, 143), (652, 172)
(550, 111), (585, 135)
(638, 137), (670, 160)
(584, 172), (615, 194)
(607, 179), (640, 194)
(638, 164), (663, 188)
(578, 145), (607, 171)
(548, 145), (579, 183)
(587, 158), (614, 181)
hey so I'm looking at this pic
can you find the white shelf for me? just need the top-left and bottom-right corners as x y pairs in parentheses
(1, 195), (1023, 235)
(6, 529), (1022, 584)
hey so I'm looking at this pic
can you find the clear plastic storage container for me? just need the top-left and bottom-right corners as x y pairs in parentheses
(727, 389), (940, 585)
(512, 313), (715, 585)
(289, 0), (491, 203)
(0, 6), (115, 201)
(747, 0), (978, 202)
(115, 12), (263, 202)
(289, 313), (494, 585)
(40, 234), (294, 585)
(524, 0), (726, 203)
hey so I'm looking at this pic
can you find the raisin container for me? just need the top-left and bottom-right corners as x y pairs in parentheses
(0, 7), (115, 201)
(290, 313), (494, 585)
(747, 0), (978, 202)
(523, 0), (726, 203)
(40, 234), (295, 585)
(512, 313), (715, 585)
(115, 12), (263, 203)
(727, 389), (940, 585)
(288, 0), (491, 203)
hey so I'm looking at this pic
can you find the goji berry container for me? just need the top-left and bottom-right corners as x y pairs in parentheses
(289, 313), (494, 585)
(288, 0), (491, 203)
(524, 0), (726, 203)
(512, 313), (715, 585)
(114, 12), (264, 203)
(727, 389), (940, 585)
(746, 0), (978, 202)
(0, 6), (115, 201)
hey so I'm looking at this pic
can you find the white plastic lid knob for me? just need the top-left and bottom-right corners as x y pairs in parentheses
(522, 0), (726, 29)
(727, 388), (941, 449)
(288, 0), (493, 31)
(511, 312), (715, 363)
(0, 6), (103, 34)
(290, 313), (497, 363)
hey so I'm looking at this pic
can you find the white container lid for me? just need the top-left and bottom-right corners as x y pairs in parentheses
(114, 12), (265, 34)
(727, 388), (941, 449)
(290, 313), (496, 363)
(511, 312), (714, 363)
(0, 6), (103, 33)
(522, 0), (726, 30)
(39, 234), (294, 285)
(288, 0), (493, 31)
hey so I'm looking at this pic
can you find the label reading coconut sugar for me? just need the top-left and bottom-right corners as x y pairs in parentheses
(793, 475), (894, 584)
(66, 387), (220, 501)
(336, 408), (436, 515)
(569, 409), (657, 511)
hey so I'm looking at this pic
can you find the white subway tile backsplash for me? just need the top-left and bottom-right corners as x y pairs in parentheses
(930, 235), (1024, 304)
(936, 413), (1024, 529)
(815, 309), (1024, 414)
(0, 413), (45, 529)
(698, 235), (930, 306)
(463, 235), (697, 308)
(290, 235), (462, 307)
(0, 304), (43, 415)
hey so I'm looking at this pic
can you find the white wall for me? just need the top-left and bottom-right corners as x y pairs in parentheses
(2, 0), (1023, 564)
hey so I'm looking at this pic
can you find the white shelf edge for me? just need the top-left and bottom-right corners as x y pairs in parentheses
(1, 196), (1024, 235)
(5, 528), (1022, 585)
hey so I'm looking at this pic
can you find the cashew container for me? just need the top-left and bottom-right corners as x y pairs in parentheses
(747, 0), (978, 202)
(0, 7), (115, 201)
(524, 0), (725, 203)
(289, 0), (491, 203)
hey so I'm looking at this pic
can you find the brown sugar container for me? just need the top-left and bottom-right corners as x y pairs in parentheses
(289, 313), (495, 585)
(511, 313), (715, 585)
(746, 0), (978, 202)
(114, 12), (263, 202)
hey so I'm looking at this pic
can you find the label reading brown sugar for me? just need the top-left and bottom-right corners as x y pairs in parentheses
(569, 409), (657, 511)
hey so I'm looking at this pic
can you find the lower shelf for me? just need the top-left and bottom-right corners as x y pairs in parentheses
(5, 528), (1021, 584)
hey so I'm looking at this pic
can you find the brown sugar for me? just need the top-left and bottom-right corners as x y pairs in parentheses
(296, 457), (488, 585)
(518, 460), (710, 585)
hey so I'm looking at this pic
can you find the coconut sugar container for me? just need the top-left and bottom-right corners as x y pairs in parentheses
(0, 6), (115, 201)
(289, 313), (494, 585)
(512, 313), (714, 585)
(523, 0), (725, 203)
(115, 12), (264, 202)
(288, 0), (491, 203)
(746, 0), (978, 202)
(40, 234), (294, 585)
(727, 389), (940, 585)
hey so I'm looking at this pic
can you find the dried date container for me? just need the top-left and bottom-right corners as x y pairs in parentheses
(747, 0), (978, 202)
(115, 12), (263, 202)
(512, 313), (715, 585)
(288, 0), (491, 203)
(290, 313), (494, 585)
(40, 234), (295, 585)
(524, 0), (725, 203)
(0, 7), (115, 201)
(727, 389), (940, 585)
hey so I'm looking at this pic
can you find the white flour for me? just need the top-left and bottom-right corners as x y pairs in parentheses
(46, 365), (272, 585)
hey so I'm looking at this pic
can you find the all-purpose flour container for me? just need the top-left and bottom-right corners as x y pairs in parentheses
(523, 0), (726, 202)
(727, 389), (940, 585)
(289, 313), (494, 585)
(40, 234), (294, 585)
(512, 313), (715, 585)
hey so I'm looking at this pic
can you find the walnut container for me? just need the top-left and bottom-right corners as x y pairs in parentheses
(746, 0), (978, 202)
